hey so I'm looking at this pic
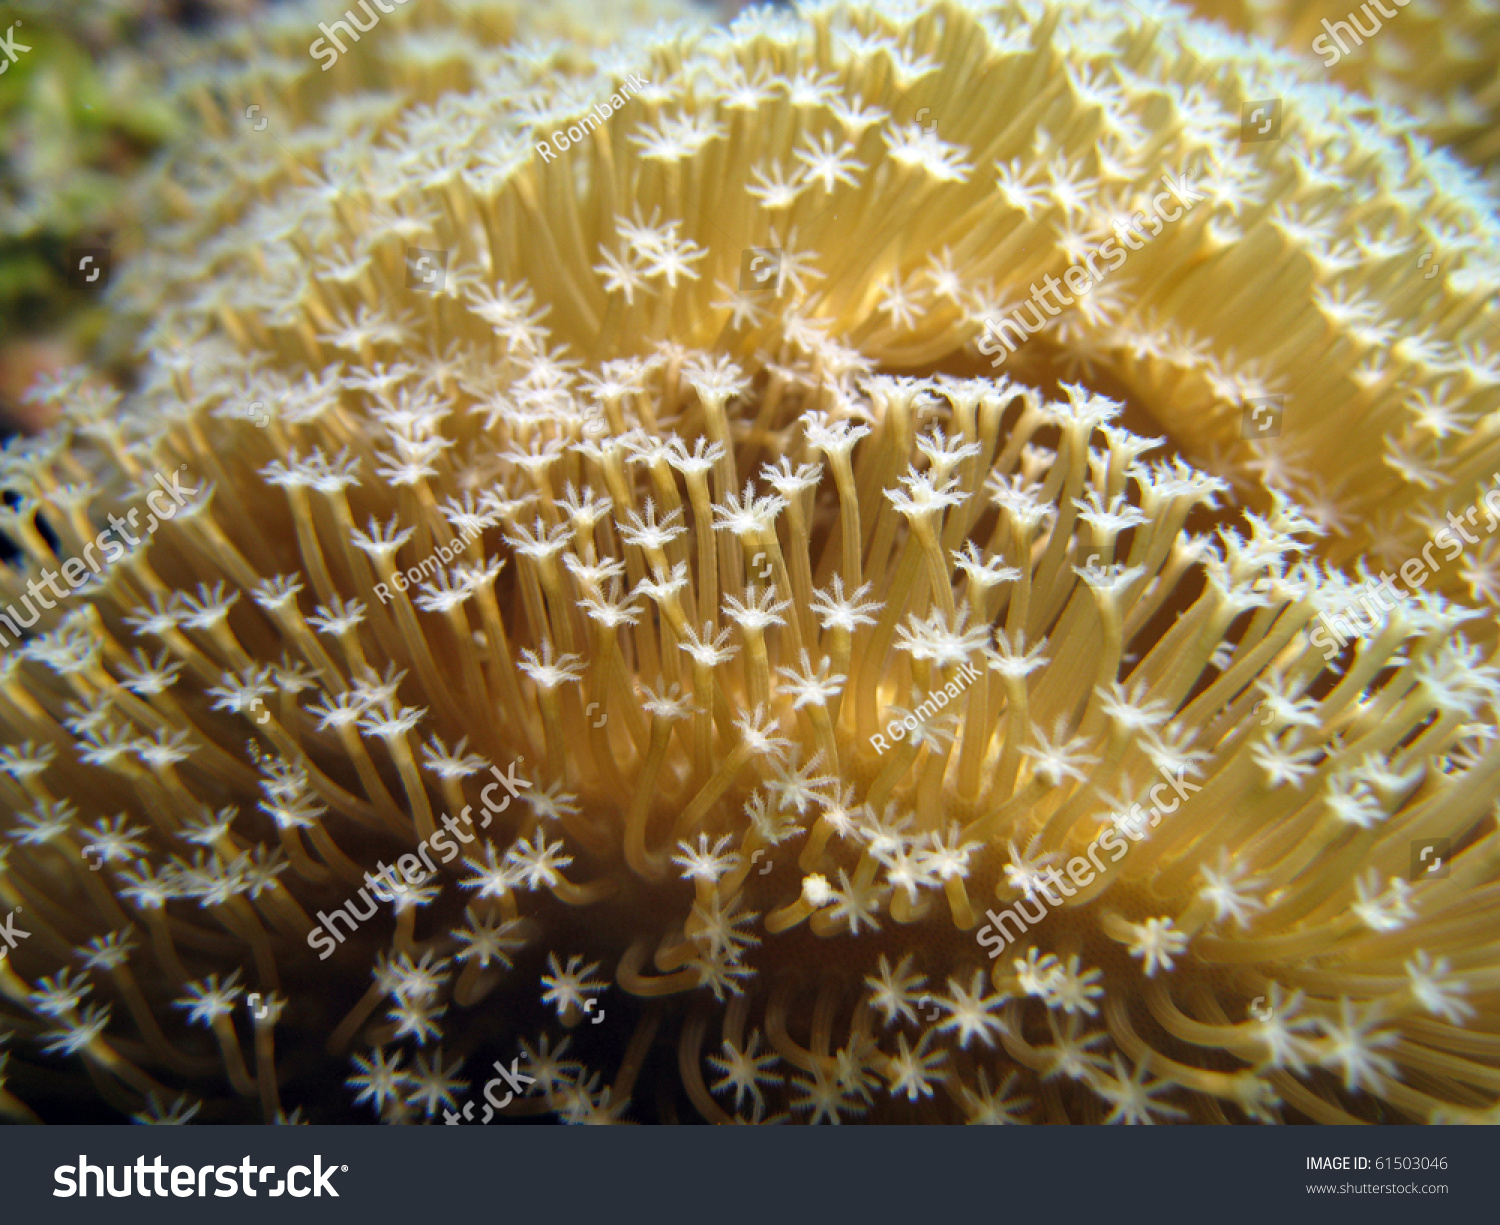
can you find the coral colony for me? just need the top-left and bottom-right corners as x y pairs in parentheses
(0, 0), (1497, 1128)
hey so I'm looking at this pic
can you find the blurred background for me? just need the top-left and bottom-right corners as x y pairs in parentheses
(0, 0), (760, 435)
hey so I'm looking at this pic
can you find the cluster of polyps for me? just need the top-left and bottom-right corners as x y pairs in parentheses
(7, 330), (1497, 1124)
(0, 0), (1496, 1126)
